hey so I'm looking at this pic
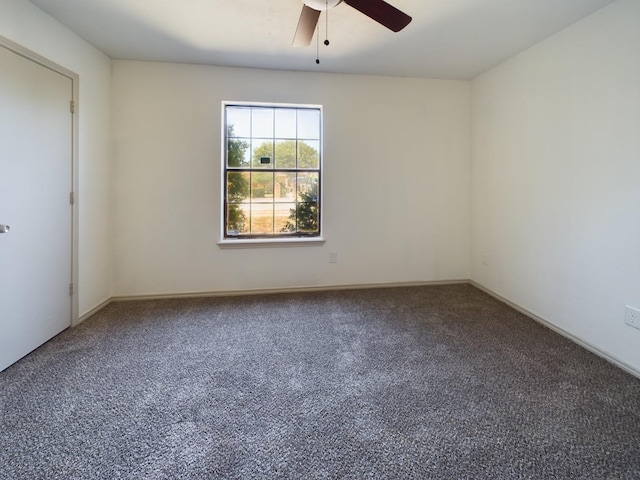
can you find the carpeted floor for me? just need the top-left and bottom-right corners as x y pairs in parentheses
(1, 284), (639, 479)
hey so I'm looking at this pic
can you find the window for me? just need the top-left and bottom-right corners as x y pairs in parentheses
(222, 102), (322, 241)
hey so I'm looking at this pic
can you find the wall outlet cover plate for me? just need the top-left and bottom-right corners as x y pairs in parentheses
(625, 306), (640, 330)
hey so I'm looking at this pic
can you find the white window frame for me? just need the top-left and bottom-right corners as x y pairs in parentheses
(218, 101), (324, 247)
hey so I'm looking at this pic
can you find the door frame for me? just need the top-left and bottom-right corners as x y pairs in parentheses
(0, 35), (79, 327)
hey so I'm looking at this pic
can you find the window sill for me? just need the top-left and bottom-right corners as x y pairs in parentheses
(218, 237), (326, 249)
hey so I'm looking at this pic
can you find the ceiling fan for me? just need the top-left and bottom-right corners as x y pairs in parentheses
(293, 0), (412, 47)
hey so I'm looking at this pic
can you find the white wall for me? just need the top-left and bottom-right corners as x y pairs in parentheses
(471, 0), (640, 372)
(0, 0), (112, 317)
(112, 61), (470, 296)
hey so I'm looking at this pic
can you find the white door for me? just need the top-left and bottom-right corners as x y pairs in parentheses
(0, 43), (73, 371)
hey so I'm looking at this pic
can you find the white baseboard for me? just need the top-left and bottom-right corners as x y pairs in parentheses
(77, 298), (112, 325)
(470, 281), (640, 380)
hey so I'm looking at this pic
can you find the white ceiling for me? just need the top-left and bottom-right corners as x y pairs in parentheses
(29, 0), (616, 79)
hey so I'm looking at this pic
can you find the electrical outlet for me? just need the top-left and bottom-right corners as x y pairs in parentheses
(482, 254), (489, 266)
(329, 252), (338, 264)
(625, 306), (640, 330)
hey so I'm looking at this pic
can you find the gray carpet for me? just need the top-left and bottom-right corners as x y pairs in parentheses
(1, 284), (639, 479)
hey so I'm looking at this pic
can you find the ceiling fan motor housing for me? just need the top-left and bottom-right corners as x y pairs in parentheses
(302, 0), (343, 11)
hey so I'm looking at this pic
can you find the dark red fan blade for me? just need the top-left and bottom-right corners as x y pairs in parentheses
(344, 0), (412, 32)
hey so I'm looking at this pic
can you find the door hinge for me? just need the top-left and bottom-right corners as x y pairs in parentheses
(69, 283), (74, 296)
(70, 100), (75, 114)
(70, 191), (75, 205)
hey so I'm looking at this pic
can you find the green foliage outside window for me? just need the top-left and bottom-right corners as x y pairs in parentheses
(282, 178), (319, 233)
(226, 126), (249, 233)
(252, 140), (319, 169)
(252, 140), (319, 233)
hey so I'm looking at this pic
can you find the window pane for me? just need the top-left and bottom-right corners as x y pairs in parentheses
(274, 172), (296, 203)
(297, 109), (320, 140)
(276, 203), (296, 233)
(226, 204), (250, 235)
(227, 107), (251, 138)
(297, 172), (319, 202)
(275, 109), (296, 139)
(227, 172), (250, 203)
(227, 138), (250, 167)
(298, 140), (319, 169)
(275, 140), (296, 168)
(296, 172), (319, 233)
(251, 108), (274, 138)
(252, 140), (273, 169)
(251, 172), (274, 201)
(251, 203), (274, 234)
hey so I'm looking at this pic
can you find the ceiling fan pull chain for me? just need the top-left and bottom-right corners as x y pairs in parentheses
(324, 0), (330, 46)
(316, 21), (320, 64)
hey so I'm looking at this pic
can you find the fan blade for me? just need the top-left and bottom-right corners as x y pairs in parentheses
(343, 0), (412, 32)
(293, 5), (321, 47)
